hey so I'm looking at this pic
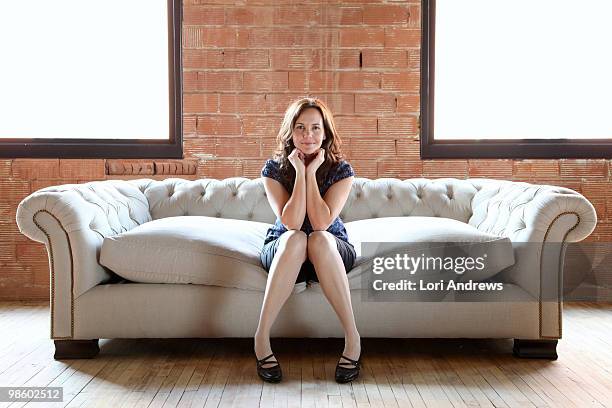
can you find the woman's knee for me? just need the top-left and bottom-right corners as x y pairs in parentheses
(278, 230), (308, 260)
(307, 231), (336, 259)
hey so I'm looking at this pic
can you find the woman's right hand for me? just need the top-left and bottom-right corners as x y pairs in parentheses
(288, 148), (306, 175)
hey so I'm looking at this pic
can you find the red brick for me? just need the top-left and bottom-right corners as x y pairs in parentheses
(273, 6), (321, 25)
(288, 72), (379, 92)
(339, 28), (385, 47)
(261, 138), (278, 157)
(184, 49), (225, 70)
(11, 159), (60, 179)
(249, 28), (331, 48)
(408, 49), (421, 70)
(362, 49), (408, 68)
(243, 116), (283, 138)
(315, 94), (355, 115)
(348, 160), (377, 179)
(422, 160), (469, 179)
(183, 71), (198, 92)
(363, 5), (409, 25)
(0, 160), (11, 178)
(381, 72), (420, 92)
(560, 159), (607, 178)
(185, 49), (269, 69)
(30, 178), (80, 192)
(184, 116), (197, 137)
(378, 161), (423, 179)
(196, 116), (243, 136)
(322, 7), (362, 25)
(106, 160), (155, 175)
(397, 94), (420, 113)
(396, 139), (421, 159)
(335, 117), (378, 138)
(328, 51), (361, 70)
(243, 72), (289, 92)
(468, 160), (514, 179)
(355, 94), (396, 114)
(243, 159), (267, 179)
(378, 117), (418, 137)
(226, 7), (274, 25)
(266, 94), (305, 114)
(59, 160), (105, 179)
(513, 159), (560, 178)
(197, 159), (243, 179)
(271, 49), (321, 70)
(384, 28), (421, 48)
(15, 243), (47, 262)
(219, 94), (268, 114)
(183, 94), (219, 114)
(406, 4), (421, 29)
(349, 139), (395, 159)
(581, 181), (612, 205)
(183, 27), (249, 48)
(183, 6), (225, 24)
(215, 138), (261, 158)
(197, 72), (243, 91)
(183, 138), (216, 159)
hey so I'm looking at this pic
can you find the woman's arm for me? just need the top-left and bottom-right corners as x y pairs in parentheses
(306, 172), (354, 231)
(262, 152), (307, 230)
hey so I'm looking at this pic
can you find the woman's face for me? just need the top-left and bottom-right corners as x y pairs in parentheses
(291, 107), (325, 156)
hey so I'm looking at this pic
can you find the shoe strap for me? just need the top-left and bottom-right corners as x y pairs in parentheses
(339, 354), (360, 367)
(257, 353), (279, 367)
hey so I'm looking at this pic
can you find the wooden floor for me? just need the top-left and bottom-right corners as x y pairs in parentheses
(0, 302), (611, 408)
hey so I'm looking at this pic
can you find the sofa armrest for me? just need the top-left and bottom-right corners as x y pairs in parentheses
(16, 179), (152, 338)
(469, 180), (597, 243)
(469, 180), (598, 338)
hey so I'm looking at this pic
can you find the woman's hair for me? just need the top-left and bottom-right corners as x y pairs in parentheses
(271, 97), (345, 190)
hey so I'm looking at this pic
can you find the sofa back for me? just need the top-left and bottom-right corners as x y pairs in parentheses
(130, 177), (493, 226)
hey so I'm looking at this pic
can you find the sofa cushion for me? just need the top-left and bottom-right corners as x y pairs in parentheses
(99, 216), (306, 293)
(320, 216), (515, 299)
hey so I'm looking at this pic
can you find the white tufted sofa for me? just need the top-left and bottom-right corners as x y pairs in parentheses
(16, 177), (597, 359)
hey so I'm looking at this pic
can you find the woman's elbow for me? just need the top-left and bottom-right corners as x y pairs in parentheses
(280, 216), (301, 230)
(310, 221), (331, 231)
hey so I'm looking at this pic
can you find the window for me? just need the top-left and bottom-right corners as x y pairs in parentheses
(421, 0), (612, 159)
(0, 0), (182, 158)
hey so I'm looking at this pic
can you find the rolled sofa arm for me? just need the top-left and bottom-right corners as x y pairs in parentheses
(16, 179), (152, 339)
(468, 179), (598, 338)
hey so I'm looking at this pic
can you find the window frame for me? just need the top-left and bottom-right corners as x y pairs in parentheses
(420, 0), (612, 159)
(0, 0), (182, 159)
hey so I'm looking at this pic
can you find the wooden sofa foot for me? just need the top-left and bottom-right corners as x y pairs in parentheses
(513, 339), (558, 360)
(54, 339), (100, 359)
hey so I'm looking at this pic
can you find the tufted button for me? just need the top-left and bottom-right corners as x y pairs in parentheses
(263, 192), (267, 197)
(247, 212), (253, 219)
(372, 212), (378, 217)
(215, 212), (221, 217)
(232, 191), (238, 197)
(387, 194), (393, 200)
(356, 192), (362, 198)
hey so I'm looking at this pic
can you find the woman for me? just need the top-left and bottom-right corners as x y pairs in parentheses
(255, 97), (361, 384)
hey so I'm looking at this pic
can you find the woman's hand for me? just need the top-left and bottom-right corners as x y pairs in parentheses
(288, 148), (306, 175)
(306, 148), (325, 175)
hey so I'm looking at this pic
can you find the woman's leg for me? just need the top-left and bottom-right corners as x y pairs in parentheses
(307, 231), (361, 364)
(255, 230), (307, 367)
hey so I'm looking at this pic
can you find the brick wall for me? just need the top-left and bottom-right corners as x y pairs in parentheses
(1, 0), (611, 299)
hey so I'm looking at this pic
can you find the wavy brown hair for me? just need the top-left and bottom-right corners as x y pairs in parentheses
(271, 97), (345, 191)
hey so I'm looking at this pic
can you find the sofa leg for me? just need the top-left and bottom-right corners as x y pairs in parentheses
(54, 339), (100, 359)
(513, 339), (558, 360)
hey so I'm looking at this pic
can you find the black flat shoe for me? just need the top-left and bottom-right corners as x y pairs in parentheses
(256, 352), (282, 383)
(335, 354), (361, 383)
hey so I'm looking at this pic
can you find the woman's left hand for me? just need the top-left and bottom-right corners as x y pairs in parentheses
(306, 148), (325, 174)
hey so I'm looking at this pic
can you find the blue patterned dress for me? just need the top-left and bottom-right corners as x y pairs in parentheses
(261, 158), (355, 245)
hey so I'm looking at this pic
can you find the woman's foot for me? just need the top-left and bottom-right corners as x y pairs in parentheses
(340, 333), (361, 366)
(254, 333), (277, 368)
(336, 334), (361, 383)
(254, 332), (282, 382)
